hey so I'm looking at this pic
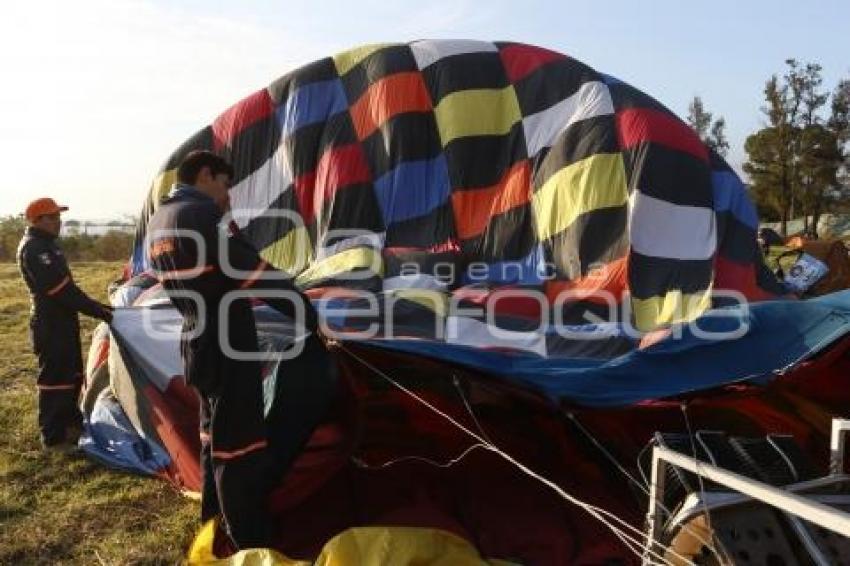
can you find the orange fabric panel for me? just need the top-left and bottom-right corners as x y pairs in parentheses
(349, 72), (432, 140)
(544, 256), (628, 304)
(451, 161), (531, 240)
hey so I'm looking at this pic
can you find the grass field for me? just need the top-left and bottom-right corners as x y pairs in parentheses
(0, 262), (196, 565)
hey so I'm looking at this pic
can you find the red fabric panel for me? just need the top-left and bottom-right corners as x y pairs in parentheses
(259, 346), (640, 564)
(498, 43), (567, 83)
(451, 161), (531, 240)
(452, 285), (543, 319)
(713, 254), (777, 302)
(294, 145), (371, 225)
(293, 172), (317, 224)
(616, 108), (709, 163)
(212, 89), (275, 151)
(144, 379), (202, 491)
(349, 72), (432, 140)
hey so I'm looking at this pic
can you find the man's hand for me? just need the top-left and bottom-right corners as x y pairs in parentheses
(317, 328), (340, 349)
(97, 303), (114, 324)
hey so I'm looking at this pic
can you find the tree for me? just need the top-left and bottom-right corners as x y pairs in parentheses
(687, 96), (730, 157)
(0, 215), (27, 262)
(797, 124), (841, 234)
(829, 79), (850, 202)
(744, 60), (838, 235)
(745, 74), (797, 235)
(744, 127), (787, 223)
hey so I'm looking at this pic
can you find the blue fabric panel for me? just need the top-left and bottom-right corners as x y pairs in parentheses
(373, 155), (451, 225)
(460, 243), (549, 286)
(600, 73), (624, 86)
(130, 243), (146, 275)
(712, 170), (758, 229)
(277, 79), (348, 136)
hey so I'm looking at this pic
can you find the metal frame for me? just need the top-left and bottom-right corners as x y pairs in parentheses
(831, 418), (850, 475)
(644, 418), (850, 564)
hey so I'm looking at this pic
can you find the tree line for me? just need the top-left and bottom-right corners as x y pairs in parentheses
(0, 215), (135, 262)
(690, 60), (850, 237)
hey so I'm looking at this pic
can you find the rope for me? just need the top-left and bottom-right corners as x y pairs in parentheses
(566, 410), (725, 564)
(337, 343), (692, 566)
(680, 402), (733, 565)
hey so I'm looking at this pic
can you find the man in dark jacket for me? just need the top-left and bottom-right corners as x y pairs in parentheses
(145, 150), (335, 549)
(17, 198), (113, 450)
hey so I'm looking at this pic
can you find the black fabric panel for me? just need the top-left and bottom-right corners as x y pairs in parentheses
(161, 126), (214, 172)
(513, 57), (599, 117)
(445, 122), (527, 190)
(606, 79), (675, 116)
(708, 147), (735, 174)
(341, 45), (419, 103)
(323, 298), (443, 340)
(240, 187), (301, 251)
(532, 115), (619, 192)
(384, 249), (463, 278)
(318, 182), (385, 238)
(339, 65), (369, 105)
(267, 57), (339, 106)
(628, 251), (713, 299)
(421, 52), (509, 105)
(360, 112), (443, 179)
(220, 115), (281, 184)
(623, 143), (713, 208)
(460, 204), (535, 262)
(546, 205), (629, 279)
(378, 298), (444, 340)
(545, 333), (636, 360)
(555, 299), (622, 326)
(716, 212), (759, 265)
(383, 201), (457, 249)
(300, 273), (383, 293)
(285, 112), (357, 179)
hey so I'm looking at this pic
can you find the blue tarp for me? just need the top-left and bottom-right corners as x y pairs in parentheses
(80, 390), (171, 475)
(364, 291), (850, 407)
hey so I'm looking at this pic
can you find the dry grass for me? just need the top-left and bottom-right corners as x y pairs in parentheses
(0, 262), (197, 565)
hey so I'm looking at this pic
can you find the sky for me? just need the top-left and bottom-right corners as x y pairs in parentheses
(0, 0), (848, 220)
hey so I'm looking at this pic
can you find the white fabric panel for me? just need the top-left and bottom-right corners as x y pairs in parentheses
(316, 232), (385, 260)
(411, 39), (498, 69)
(629, 192), (717, 260)
(228, 143), (293, 228)
(111, 285), (145, 307)
(383, 273), (449, 291)
(111, 307), (183, 392)
(522, 81), (614, 157)
(446, 316), (547, 357)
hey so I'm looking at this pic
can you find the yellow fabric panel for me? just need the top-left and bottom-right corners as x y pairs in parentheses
(151, 169), (177, 211)
(259, 227), (313, 275)
(313, 527), (499, 566)
(295, 246), (383, 288)
(532, 153), (628, 241)
(433, 87), (522, 146)
(386, 289), (449, 317)
(187, 520), (307, 566)
(187, 521), (513, 565)
(333, 43), (395, 76)
(632, 288), (712, 331)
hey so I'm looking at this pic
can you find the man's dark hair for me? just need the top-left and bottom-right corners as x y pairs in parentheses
(177, 150), (235, 184)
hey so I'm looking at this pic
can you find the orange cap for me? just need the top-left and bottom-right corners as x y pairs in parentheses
(25, 198), (69, 222)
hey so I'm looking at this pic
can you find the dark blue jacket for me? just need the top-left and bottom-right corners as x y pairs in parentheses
(17, 227), (109, 323)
